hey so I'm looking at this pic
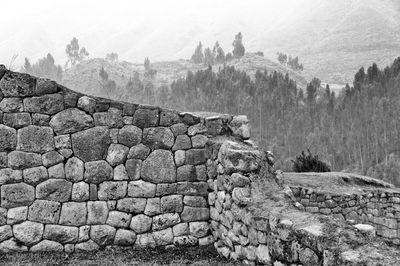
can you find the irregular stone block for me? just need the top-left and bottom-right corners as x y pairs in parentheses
(6, 206), (27, 225)
(36, 179), (72, 202)
(161, 195), (183, 213)
(177, 182), (209, 196)
(185, 149), (206, 165)
(172, 135), (191, 151)
(107, 211), (132, 228)
(23, 94), (64, 115)
(173, 235), (198, 246)
(218, 141), (262, 174)
(135, 233), (156, 248)
(152, 213), (180, 231)
(90, 225), (116, 246)
(118, 125), (142, 147)
(1, 183), (34, 208)
(78, 225), (90, 242)
(122, 103), (136, 116)
(117, 198), (147, 213)
(71, 182), (89, 202)
(30, 240), (63, 252)
(75, 240), (100, 252)
(229, 115), (250, 139)
(65, 157), (84, 182)
(130, 214), (152, 234)
(108, 107), (123, 128)
(0, 225), (12, 242)
(31, 113), (50, 126)
(0, 152), (7, 168)
(177, 165), (196, 182)
(0, 72), (35, 97)
(23, 166), (48, 185)
(36, 78), (58, 95)
(98, 181), (127, 200)
(49, 108), (94, 135)
(59, 202), (87, 226)
(188, 123), (207, 136)
(48, 163), (65, 179)
(93, 112), (108, 126)
(106, 144), (129, 166)
(191, 135), (208, 148)
(59, 148), (73, 158)
(126, 159), (141, 180)
(0, 208), (7, 225)
(174, 150), (185, 167)
(0, 238), (28, 252)
(0, 125), (16, 152)
(0, 168), (22, 185)
(77, 96), (96, 114)
(128, 180), (156, 198)
(17, 125), (54, 153)
(256, 244), (271, 264)
(0, 97), (23, 112)
(141, 150), (176, 183)
(181, 207), (209, 222)
(87, 201), (109, 224)
(114, 229), (136, 246)
(173, 223), (189, 237)
(43, 224), (79, 244)
(128, 144), (150, 160)
(54, 134), (71, 149)
(84, 160), (113, 184)
(170, 123), (188, 136)
(189, 221), (210, 238)
(183, 196), (208, 207)
(72, 126), (110, 162)
(144, 198), (161, 216)
(143, 127), (174, 149)
(159, 110), (180, 126)
(113, 164), (128, 181)
(156, 183), (177, 196)
(152, 228), (173, 246)
(132, 108), (159, 128)
(3, 112), (31, 128)
(42, 151), (64, 167)
(13, 221), (43, 246)
(89, 184), (97, 200)
(8, 151), (42, 170)
(28, 200), (61, 224)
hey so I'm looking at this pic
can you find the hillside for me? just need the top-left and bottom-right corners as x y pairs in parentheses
(61, 54), (308, 99)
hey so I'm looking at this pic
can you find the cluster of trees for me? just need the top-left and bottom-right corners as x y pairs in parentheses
(190, 32), (245, 65)
(277, 52), (303, 71)
(105, 53), (118, 63)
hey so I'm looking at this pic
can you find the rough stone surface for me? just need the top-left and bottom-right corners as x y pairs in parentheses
(152, 213), (180, 231)
(59, 202), (87, 226)
(156, 183), (177, 196)
(191, 135), (208, 148)
(106, 211), (132, 228)
(17, 125), (54, 153)
(23, 94), (64, 115)
(1, 183), (35, 208)
(75, 240), (100, 252)
(30, 240), (63, 252)
(128, 180), (156, 198)
(0, 225), (13, 242)
(128, 144), (150, 160)
(143, 127), (174, 149)
(144, 198), (161, 216)
(23, 166), (48, 185)
(8, 151), (42, 170)
(36, 179), (72, 202)
(183, 196), (208, 207)
(174, 150), (185, 167)
(185, 149), (206, 165)
(189, 222), (210, 238)
(65, 157), (84, 182)
(28, 200), (61, 224)
(177, 165), (197, 182)
(42, 151), (64, 168)
(31, 113), (50, 126)
(98, 181), (127, 200)
(0, 168), (23, 185)
(117, 198), (147, 213)
(172, 135), (191, 151)
(126, 159), (141, 180)
(114, 229), (136, 246)
(114, 164), (128, 180)
(106, 144), (129, 166)
(84, 160), (113, 184)
(72, 126), (110, 162)
(133, 108), (159, 128)
(13, 221), (43, 246)
(141, 150), (176, 183)
(3, 113), (31, 128)
(0, 98), (23, 112)
(7, 206), (27, 225)
(72, 182), (90, 201)
(48, 163), (66, 180)
(54, 134), (71, 149)
(172, 223), (189, 237)
(130, 214), (152, 233)
(0, 72), (35, 97)
(160, 195), (183, 213)
(181, 207), (209, 222)
(43, 224), (78, 244)
(118, 125), (142, 147)
(50, 108), (94, 135)
(36, 78), (58, 95)
(90, 225), (116, 246)
(0, 238), (28, 252)
(87, 201), (109, 224)
(153, 228), (174, 246)
(77, 96), (96, 114)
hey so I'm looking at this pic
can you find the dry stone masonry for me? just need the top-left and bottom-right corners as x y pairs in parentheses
(0, 65), (249, 253)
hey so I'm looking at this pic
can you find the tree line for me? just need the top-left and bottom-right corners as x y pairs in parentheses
(277, 52), (303, 71)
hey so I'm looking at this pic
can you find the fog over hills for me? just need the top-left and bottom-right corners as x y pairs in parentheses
(1, 0), (399, 84)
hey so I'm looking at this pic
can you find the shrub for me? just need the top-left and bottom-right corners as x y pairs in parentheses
(292, 149), (331, 172)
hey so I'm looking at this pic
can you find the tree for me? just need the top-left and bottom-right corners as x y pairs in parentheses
(190, 42), (204, 64)
(213, 42), (225, 64)
(225, 52), (233, 62)
(204, 47), (214, 66)
(277, 52), (287, 64)
(22, 53), (63, 81)
(232, 32), (245, 58)
(106, 53), (118, 63)
(23, 58), (32, 73)
(144, 57), (157, 78)
(65, 37), (89, 67)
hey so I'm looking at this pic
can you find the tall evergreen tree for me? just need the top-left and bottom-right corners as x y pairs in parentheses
(232, 32), (245, 58)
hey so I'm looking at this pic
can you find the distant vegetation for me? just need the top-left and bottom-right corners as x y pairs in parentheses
(292, 150), (331, 172)
(190, 32), (245, 65)
(277, 52), (303, 71)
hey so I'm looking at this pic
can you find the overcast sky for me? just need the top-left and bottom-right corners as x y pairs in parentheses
(0, 0), (305, 66)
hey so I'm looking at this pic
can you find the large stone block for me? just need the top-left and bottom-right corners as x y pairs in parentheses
(118, 125), (142, 147)
(77, 96), (96, 114)
(49, 108), (94, 135)
(84, 160), (113, 184)
(172, 135), (191, 151)
(181, 207), (209, 222)
(126, 159), (141, 180)
(28, 200), (61, 224)
(75, 240), (100, 252)
(72, 126), (110, 162)
(177, 182), (209, 196)
(143, 127), (174, 149)
(30, 240), (63, 252)
(189, 221), (210, 238)
(183, 196), (208, 207)
(177, 165), (196, 182)
(117, 198), (147, 213)
(114, 229), (136, 246)
(23, 166), (48, 185)
(36, 78), (58, 95)
(13, 221), (43, 246)
(54, 134), (71, 149)
(0, 168), (22, 185)
(108, 107), (123, 128)
(0, 72), (36, 97)
(0, 225), (12, 242)
(191, 135), (208, 148)
(23, 94), (64, 115)
(17, 125), (54, 153)
(152, 228), (173, 246)
(130, 214), (152, 234)
(59, 202), (87, 226)
(161, 195), (183, 213)
(152, 213), (180, 231)
(128, 180), (156, 198)
(229, 115), (250, 139)
(87, 201), (109, 224)
(132, 108), (159, 128)
(43, 224), (79, 244)
(42, 151), (64, 168)
(185, 149), (206, 165)
(0, 238), (28, 252)
(159, 110), (180, 126)
(8, 151), (42, 170)
(218, 141), (262, 174)
(1, 183), (34, 208)
(144, 198), (161, 216)
(0, 98), (23, 112)
(6, 206), (27, 225)
(107, 211), (132, 228)
(106, 144), (129, 166)
(141, 150), (176, 183)
(170, 123), (188, 136)
(90, 225), (116, 246)
(48, 163), (65, 179)
(0, 125), (16, 152)
(98, 181), (127, 200)
(65, 157), (84, 182)
(3, 112), (31, 128)
(135, 233), (156, 248)
(156, 183), (177, 196)
(36, 179), (72, 202)
(72, 182), (90, 201)
(32, 113), (50, 126)
(172, 223), (189, 237)
(113, 164), (128, 180)
(128, 144), (150, 160)
(173, 235), (198, 246)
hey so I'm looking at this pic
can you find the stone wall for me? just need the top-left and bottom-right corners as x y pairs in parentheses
(0, 66), (250, 252)
(291, 186), (400, 244)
